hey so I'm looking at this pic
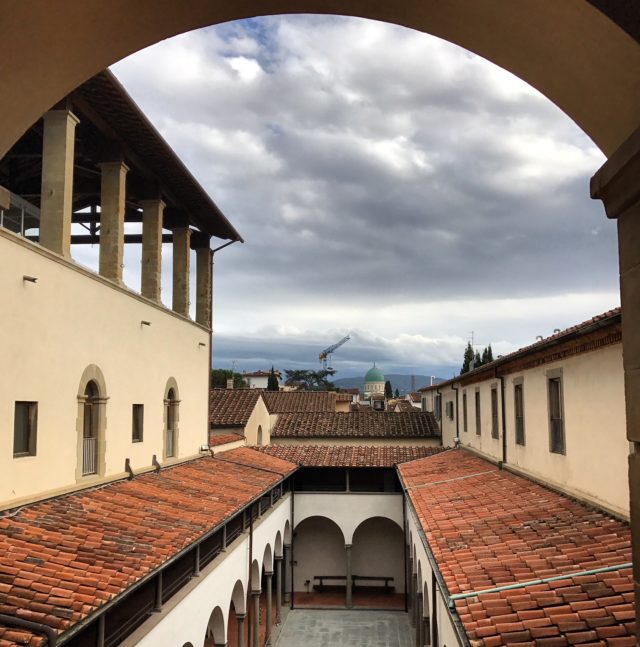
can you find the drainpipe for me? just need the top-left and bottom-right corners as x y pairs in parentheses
(451, 382), (460, 446)
(290, 473), (295, 609)
(436, 387), (442, 435)
(497, 370), (507, 465)
(402, 486), (408, 613)
(248, 509), (253, 647)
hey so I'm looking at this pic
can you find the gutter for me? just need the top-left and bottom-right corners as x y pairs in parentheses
(396, 469), (470, 647)
(57, 469), (297, 645)
(0, 614), (58, 646)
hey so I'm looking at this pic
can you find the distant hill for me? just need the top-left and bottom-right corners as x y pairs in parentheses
(333, 373), (452, 395)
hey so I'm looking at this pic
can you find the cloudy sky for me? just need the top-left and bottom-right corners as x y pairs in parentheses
(97, 15), (618, 379)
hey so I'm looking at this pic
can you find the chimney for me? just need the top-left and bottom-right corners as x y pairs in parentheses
(226, 378), (234, 389)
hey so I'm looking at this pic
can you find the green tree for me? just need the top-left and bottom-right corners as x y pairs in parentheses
(461, 342), (475, 374)
(211, 369), (246, 389)
(384, 380), (393, 398)
(481, 344), (494, 365)
(267, 366), (279, 391)
(474, 351), (482, 369)
(284, 368), (336, 391)
(394, 388), (400, 398)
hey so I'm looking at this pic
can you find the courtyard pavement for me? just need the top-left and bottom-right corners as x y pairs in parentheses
(274, 609), (413, 647)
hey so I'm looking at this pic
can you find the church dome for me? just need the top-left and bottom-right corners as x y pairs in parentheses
(365, 365), (384, 383)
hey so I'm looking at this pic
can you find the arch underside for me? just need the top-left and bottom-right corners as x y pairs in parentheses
(1, 1), (640, 160)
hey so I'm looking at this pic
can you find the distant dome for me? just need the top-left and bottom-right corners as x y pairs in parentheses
(365, 365), (385, 383)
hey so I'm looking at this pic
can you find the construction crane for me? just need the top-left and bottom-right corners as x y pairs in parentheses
(319, 334), (351, 370)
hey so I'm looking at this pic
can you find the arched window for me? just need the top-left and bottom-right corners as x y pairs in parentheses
(257, 425), (263, 446)
(164, 385), (179, 459)
(82, 381), (99, 475)
(76, 365), (108, 481)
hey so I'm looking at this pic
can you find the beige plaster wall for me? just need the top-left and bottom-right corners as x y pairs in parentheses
(455, 343), (628, 516)
(0, 230), (210, 508)
(244, 396), (271, 446)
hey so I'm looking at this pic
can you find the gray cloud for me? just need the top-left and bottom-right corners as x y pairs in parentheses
(106, 15), (619, 374)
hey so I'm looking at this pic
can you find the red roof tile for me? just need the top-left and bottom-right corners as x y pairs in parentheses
(272, 411), (440, 439)
(262, 391), (336, 413)
(255, 445), (448, 467)
(209, 388), (261, 426)
(209, 433), (245, 447)
(0, 448), (296, 644)
(399, 450), (634, 646)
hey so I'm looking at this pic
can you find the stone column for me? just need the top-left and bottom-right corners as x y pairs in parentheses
(412, 574), (418, 628)
(591, 129), (640, 639)
(415, 592), (423, 647)
(345, 543), (353, 608)
(275, 555), (283, 622)
(172, 227), (191, 316)
(283, 544), (291, 605)
(265, 571), (273, 644)
(236, 614), (246, 647)
(140, 199), (164, 301)
(99, 160), (129, 283)
(407, 554), (414, 617)
(196, 245), (213, 326)
(39, 110), (79, 257)
(214, 642), (227, 647)
(251, 590), (260, 647)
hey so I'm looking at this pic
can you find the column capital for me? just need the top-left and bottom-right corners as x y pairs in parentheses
(251, 589), (261, 596)
(139, 198), (166, 210)
(591, 126), (640, 219)
(43, 108), (80, 127)
(265, 570), (274, 577)
(274, 554), (284, 561)
(235, 613), (246, 620)
(98, 160), (130, 174)
(345, 543), (352, 549)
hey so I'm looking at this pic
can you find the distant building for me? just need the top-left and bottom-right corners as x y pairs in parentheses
(243, 369), (281, 389)
(364, 363), (385, 398)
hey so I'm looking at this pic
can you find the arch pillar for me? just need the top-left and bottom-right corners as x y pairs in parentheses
(345, 543), (353, 608)
(407, 554), (414, 617)
(283, 544), (291, 605)
(415, 592), (423, 647)
(265, 571), (273, 644)
(251, 590), (260, 647)
(236, 614), (246, 647)
(274, 555), (283, 622)
(591, 126), (640, 637)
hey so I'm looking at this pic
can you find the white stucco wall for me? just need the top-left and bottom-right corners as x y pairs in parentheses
(0, 230), (210, 508)
(455, 343), (628, 516)
(125, 493), (291, 647)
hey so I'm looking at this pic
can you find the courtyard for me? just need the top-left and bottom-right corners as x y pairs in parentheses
(274, 609), (413, 647)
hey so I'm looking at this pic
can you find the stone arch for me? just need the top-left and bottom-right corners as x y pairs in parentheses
(1, 4), (639, 161)
(163, 377), (180, 460)
(250, 559), (261, 592)
(75, 364), (108, 481)
(262, 542), (273, 574)
(352, 516), (406, 594)
(293, 516), (345, 593)
(205, 606), (225, 645)
(230, 579), (246, 615)
(274, 530), (283, 558)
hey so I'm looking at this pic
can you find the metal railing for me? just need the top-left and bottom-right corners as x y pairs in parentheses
(0, 192), (40, 238)
(82, 437), (97, 475)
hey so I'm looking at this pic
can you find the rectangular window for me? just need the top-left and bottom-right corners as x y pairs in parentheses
(14, 401), (37, 456)
(446, 401), (454, 420)
(434, 394), (442, 420)
(462, 392), (468, 432)
(548, 377), (565, 454)
(132, 404), (144, 442)
(475, 390), (481, 436)
(514, 382), (525, 445)
(491, 387), (499, 439)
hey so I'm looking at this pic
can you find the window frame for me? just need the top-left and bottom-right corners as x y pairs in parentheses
(13, 401), (38, 457)
(514, 378), (525, 446)
(132, 404), (144, 443)
(547, 370), (565, 455)
(462, 391), (468, 432)
(490, 385), (499, 439)
(475, 389), (481, 436)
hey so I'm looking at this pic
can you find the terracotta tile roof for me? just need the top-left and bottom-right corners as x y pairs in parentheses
(272, 411), (440, 439)
(351, 403), (372, 411)
(335, 393), (353, 402)
(209, 433), (245, 447)
(399, 450), (634, 646)
(0, 448), (296, 645)
(209, 388), (262, 426)
(408, 392), (422, 402)
(419, 308), (622, 392)
(339, 388), (360, 395)
(395, 400), (417, 412)
(255, 444), (448, 467)
(262, 391), (336, 413)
